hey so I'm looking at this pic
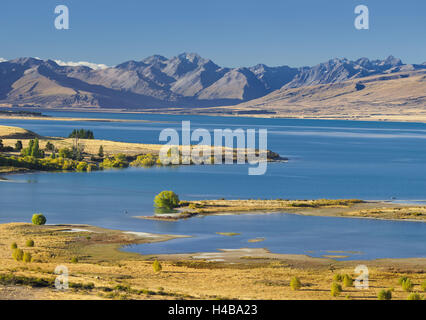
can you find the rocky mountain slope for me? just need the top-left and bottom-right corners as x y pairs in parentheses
(0, 53), (424, 110)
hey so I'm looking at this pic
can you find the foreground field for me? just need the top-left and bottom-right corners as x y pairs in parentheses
(0, 223), (425, 300)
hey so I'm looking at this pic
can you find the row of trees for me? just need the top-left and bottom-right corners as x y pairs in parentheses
(68, 129), (94, 139)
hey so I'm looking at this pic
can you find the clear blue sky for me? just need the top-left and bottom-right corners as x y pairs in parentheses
(1, 0), (425, 67)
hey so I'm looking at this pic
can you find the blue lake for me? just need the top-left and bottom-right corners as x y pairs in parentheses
(1, 111), (425, 260)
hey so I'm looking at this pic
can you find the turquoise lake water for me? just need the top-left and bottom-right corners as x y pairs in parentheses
(0, 111), (425, 260)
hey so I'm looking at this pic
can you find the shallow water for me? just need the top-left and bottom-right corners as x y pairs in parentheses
(1, 111), (426, 260)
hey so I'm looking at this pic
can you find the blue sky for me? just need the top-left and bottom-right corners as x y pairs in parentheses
(1, 0), (425, 67)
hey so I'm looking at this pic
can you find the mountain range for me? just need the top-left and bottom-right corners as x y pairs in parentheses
(0, 53), (425, 111)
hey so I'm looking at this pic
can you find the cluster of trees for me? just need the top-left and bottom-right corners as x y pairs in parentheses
(102, 153), (129, 168)
(21, 138), (44, 158)
(68, 129), (94, 139)
(0, 154), (99, 172)
(130, 153), (161, 167)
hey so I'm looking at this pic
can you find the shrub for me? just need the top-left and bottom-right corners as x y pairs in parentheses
(70, 257), (79, 264)
(45, 142), (55, 151)
(58, 148), (73, 159)
(12, 248), (24, 261)
(153, 259), (162, 272)
(26, 239), (34, 247)
(23, 252), (32, 263)
(154, 191), (180, 210)
(32, 213), (46, 225)
(421, 280), (426, 292)
(331, 282), (342, 297)
(398, 276), (408, 285)
(15, 141), (23, 151)
(333, 274), (343, 282)
(76, 161), (88, 172)
(98, 145), (104, 158)
(377, 289), (392, 300)
(11, 242), (17, 249)
(290, 277), (302, 291)
(343, 274), (353, 287)
(407, 293), (423, 300)
(102, 154), (129, 168)
(401, 278), (414, 292)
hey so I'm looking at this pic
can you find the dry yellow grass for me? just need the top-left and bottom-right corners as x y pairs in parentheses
(177, 199), (426, 222)
(0, 223), (425, 300)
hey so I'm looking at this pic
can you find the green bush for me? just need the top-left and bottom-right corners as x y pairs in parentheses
(102, 154), (129, 168)
(377, 289), (392, 300)
(401, 278), (414, 292)
(154, 191), (180, 210)
(12, 248), (24, 261)
(15, 141), (23, 151)
(343, 274), (353, 287)
(71, 257), (79, 264)
(398, 276), (408, 285)
(25, 239), (34, 247)
(333, 274), (343, 282)
(11, 242), (17, 249)
(407, 293), (423, 300)
(153, 259), (162, 272)
(290, 277), (302, 291)
(331, 282), (342, 297)
(421, 280), (426, 292)
(32, 213), (46, 225)
(23, 252), (32, 263)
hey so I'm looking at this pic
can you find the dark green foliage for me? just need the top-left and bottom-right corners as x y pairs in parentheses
(331, 282), (342, 297)
(290, 277), (302, 290)
(71, 257), (79, 263)
(21, 138), (44, 158)
(23, 252), (32, 263)
(12, 248), (24, 261)
(102, 154), (129, 168)
(401, 278), (414, 292)
(11, 242), (17, 249)
(68, 129), (94, 139)
(407, 293), (423, 300)
(98, 145), (104, 158)
(343, 274), (353, 287)
(32, 213), (46, 225)
(153, 259), (162, 272)
(15, 141), (23, 151)
(377, 289), (392, 300)
(154, 191), (180, 210)
(26, 239), (34, 247)
(45, 141), (55, 151)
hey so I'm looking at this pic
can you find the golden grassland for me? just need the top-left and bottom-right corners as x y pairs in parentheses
(0, 223), (425, 300)
(174, 199), (426, 222)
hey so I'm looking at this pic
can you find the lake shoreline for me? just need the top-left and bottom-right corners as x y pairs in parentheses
(136, 199), (426, 223)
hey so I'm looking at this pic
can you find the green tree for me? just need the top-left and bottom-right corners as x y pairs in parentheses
(402, 278), (414, 292)
(15, 140), (23, 151)
(23, 252), (32, 263)
(32, 213), (46, 225)
(331, 282), (342, 297)
(407, 293), (423, 300)
(45, 142), (55, 151)
(10, 242), (17, 249)
(98, 145), (104, 158)
(377, 289), (392, 300)
(343, 274), (353, 287)
(153, 259), (162, 272)
(12, 248), (24, 261)
(26, 239), (34, 247)
(154, 191), (180, 210)
(290, 277), (302, 291)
